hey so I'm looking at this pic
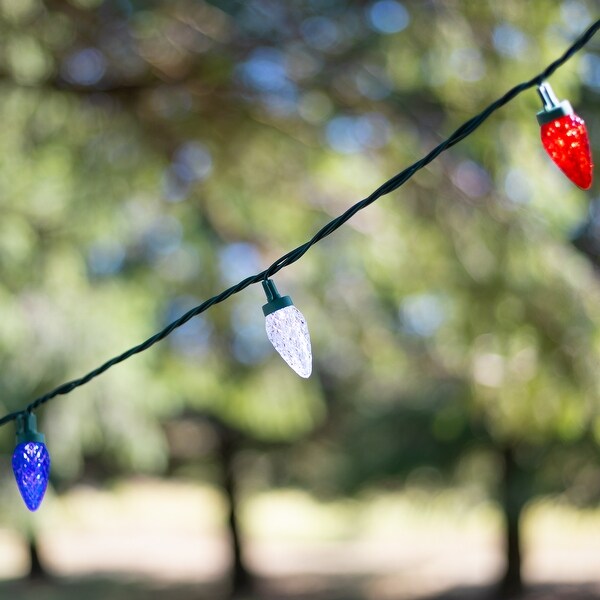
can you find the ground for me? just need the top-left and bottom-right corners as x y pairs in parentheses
(3, 577), (600, 600)
(2, 481), (600, 599)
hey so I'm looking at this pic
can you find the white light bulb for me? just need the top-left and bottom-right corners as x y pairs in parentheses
(262, 279), (312, 378)
(265, 305), (312, 378)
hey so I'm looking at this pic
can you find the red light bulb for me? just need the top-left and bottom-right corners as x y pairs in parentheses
(537, 82), (593, 190)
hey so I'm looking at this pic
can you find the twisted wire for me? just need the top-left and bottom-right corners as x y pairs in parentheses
(0, 18), (598, 428)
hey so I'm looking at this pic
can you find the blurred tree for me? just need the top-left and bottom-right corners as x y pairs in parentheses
(0, 0), (599, 597)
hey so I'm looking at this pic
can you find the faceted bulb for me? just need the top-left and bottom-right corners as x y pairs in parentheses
(12, 441), (51, 511)
(265, 305), (312, 378)
(541, 113), (593, 190)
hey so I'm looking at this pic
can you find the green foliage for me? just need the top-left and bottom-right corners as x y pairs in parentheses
(0, 0), (599, 524)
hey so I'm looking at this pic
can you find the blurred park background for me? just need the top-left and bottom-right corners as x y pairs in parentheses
(1, 0), (600, 598)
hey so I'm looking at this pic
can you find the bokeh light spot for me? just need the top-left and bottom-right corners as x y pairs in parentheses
(63, 48), (106, 85)
(368, 1), (410, 34)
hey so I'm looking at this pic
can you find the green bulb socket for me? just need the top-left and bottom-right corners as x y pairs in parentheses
(15, 412), (45, 445)
(262, 279), (293, 317)
(536, 81), (573, 125)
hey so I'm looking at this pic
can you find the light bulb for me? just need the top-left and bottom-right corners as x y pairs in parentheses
(537, 81), (593, 190)
(262, 279), (312, 378)
(12, 413), (50, 511)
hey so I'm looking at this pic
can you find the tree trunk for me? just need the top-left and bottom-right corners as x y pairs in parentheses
(498, 446), (524, 598)
(219, 433), (252, 595)
(27, 536), (48, 580)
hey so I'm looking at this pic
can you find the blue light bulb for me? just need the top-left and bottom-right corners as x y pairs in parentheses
(12, 413), (50, 512)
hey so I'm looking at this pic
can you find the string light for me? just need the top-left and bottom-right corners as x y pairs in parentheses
(537, 81), (593, 189)
(12, 413), (51, 512)
(0, 19), (597, 508)
(262, 279), (312, 378)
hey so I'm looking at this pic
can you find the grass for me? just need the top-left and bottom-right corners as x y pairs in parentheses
(2, 480), (600, 598)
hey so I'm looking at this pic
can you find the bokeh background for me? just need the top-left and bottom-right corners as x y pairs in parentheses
(1, 1), (600, 599)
